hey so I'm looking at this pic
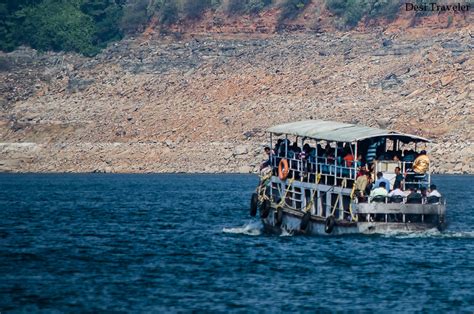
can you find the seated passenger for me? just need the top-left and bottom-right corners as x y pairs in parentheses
(274, 139), (283, 155)
(420, 186), (428, 198)
(298, 143), (308, 160)
(316, 144), (323, 156)
(373, 172), (390, 192)
(291, 142), (301, 155)
(393, 150), (402, 161)
(303, 143), (311, 154)
(309, 148), (316, 162)
(323, 143), (332, 158)
(428, 184), (441, 197)
(344, 151), (354, 167)
(370, 182), (388, 199)
(406, 187), (422, 203)
(388, 183), (406, 197)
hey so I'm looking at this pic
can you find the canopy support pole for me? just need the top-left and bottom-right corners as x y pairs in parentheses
(354, 142), (358, 179)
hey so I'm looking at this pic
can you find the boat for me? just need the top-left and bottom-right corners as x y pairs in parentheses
(250, 120), (446, 235)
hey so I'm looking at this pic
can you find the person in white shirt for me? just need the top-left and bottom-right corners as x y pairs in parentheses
(428, 184), (441, 197)
(370, 182), (388, 200)
(388, 183), (406, 197)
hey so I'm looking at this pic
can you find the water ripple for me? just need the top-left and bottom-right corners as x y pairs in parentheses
(0, 173), (472, 312)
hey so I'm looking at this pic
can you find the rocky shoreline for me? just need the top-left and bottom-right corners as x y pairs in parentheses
(0, 29), (472, 174)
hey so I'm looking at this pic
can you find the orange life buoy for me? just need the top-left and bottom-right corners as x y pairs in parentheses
(278, 159), (289, 180)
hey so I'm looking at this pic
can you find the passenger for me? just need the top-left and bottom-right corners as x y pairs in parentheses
(287, 142), (295, 159)
(303, 143), (311, 155)
(343, 151), (354, 167)
(393, 167), (404, 190)
(406, 187), (422, 203)
(308, 148), (316, 172)
(323, 144), (335, 164)
(309, 148), (316, 162)
(323, 143), (332, 158)
(388, 182), (406, 197)
(291, 142), (301, 155)
(354, 171), (370, 201)
(374, 172), (390, 192)
(420, 187), (428, 197)
(316, 144), (323, 157)
(370, 182), (388, 199)
(298, 147), (307, 160)
(356, 165), (367, 178)
(428, 184), (441, 197)
(277, 139), (288, 157)
(355, 154), (364, 168)
(394, 150), (402, 161)
(413, 150), (430, 174)
(260, 146), (272, 170)
(364, 173), (374, 196)
(274, 139), (283, 154)
(336, 143), (343, 156)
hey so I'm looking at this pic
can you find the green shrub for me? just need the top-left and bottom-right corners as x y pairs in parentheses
(159, 0), (178, 25)
(326, 0), (401, 28)
(81, 0), (123, 46)
(368, 0), (400, 21)
(120, 0), (149, 34)
(182, 0), (211, 19)
(225, 0), (272, 15)
(326, 0), (346, 15)
(16, 0), (99, 55)
(247, 0), (272, 14)
(225, 0), (246, 14)
(279, 0), (310, 22)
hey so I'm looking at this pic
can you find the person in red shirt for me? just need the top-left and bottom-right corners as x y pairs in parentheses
(344, 152), (354, 167)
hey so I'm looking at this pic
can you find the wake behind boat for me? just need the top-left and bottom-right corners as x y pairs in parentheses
(250, 120), (446, 235)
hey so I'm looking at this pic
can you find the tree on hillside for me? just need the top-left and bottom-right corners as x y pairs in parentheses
(80, 0), (124, 45)
(182, 0), (211, 19)
(0, 0), (43, 51)
(278, 0), (310, 23)
(16, 0), (98, 55)
(159, 0), (179, 25)
(120, 0), (150, 33)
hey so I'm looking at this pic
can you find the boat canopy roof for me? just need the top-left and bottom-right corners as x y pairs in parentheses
(267, 120), (431, 143)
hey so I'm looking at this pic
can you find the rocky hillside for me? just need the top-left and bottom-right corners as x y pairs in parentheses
(0, 14), (473, 174)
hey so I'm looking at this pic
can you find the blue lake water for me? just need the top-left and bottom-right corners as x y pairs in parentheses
(0, 174), (473, 312)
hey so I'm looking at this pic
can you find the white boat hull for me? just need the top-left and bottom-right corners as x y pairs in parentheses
(262, 204), (446, 236)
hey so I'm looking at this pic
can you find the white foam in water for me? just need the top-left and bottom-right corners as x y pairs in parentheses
(222, 220), (263, 236)
(381, 228), (474, 239)
(280, 228), (294, 237)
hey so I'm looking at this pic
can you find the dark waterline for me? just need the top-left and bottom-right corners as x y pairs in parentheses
(0, 174), (473, 312)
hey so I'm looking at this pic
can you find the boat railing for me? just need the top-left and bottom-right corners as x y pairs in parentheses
(271, 155), (356, 183)
(375, 160), (431, 190)
(361, 195), (445, 205)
